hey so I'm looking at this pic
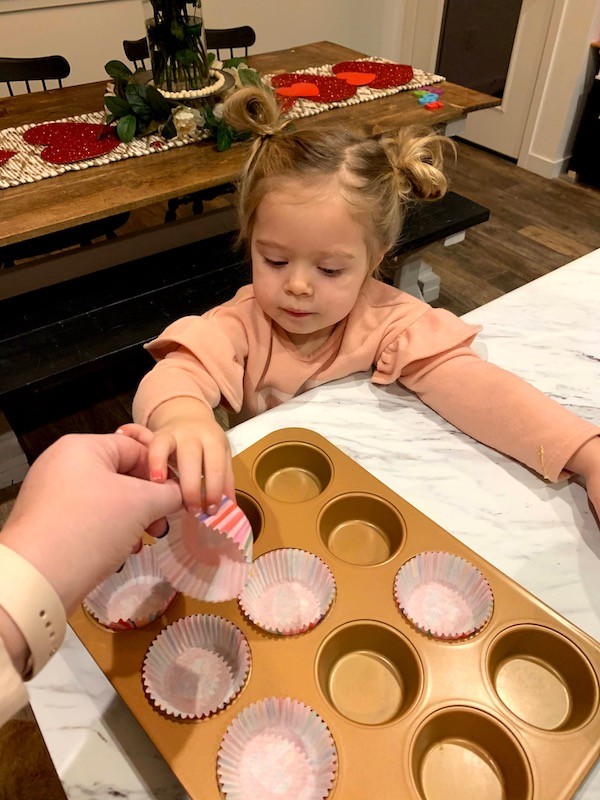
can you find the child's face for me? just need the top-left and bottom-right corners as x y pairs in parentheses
(251, 181), (377, 349)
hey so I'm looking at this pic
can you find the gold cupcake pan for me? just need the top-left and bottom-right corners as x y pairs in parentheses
(70, 427), (600, 799)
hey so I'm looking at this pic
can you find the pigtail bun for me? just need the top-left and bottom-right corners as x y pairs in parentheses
(381, 125), (454, 202)
(223, 86), (287, 138)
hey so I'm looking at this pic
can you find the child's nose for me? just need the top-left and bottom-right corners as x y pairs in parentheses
(285, 269), (313, 295)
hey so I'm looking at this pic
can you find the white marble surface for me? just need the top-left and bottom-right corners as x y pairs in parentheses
(30, 249), (600, 799)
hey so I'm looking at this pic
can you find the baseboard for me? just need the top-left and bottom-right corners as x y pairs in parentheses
(517, 151), (571, 179)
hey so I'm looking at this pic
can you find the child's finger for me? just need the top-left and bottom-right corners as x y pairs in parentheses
(203, 445), (228, 514)
(176, 440), (204, 514)
(224, 456), (236, 507)
(116, 423), (154, 446)
(148, 433), (177, 483)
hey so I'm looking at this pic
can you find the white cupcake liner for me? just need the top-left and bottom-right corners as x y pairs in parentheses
(83, 544), (177, 630)
(239, 549), (336, 635)
(142, 614), (250, 719)
(155, 496), (253, 602)
(217, 697), (337, 800)
(394, 551), (494, 639)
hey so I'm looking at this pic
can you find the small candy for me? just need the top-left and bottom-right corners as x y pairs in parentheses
(425, 101), (444, 110)
(413, 90), (427, 97)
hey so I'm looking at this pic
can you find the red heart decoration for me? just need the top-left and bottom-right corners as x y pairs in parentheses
(22, 122), (120, 164)
(332, 61), (414, 89)
(271, 73), (357, 111)
(334, 71), (377, 87)
(0, 149), (17, 167)
(275, 81), (320, 98)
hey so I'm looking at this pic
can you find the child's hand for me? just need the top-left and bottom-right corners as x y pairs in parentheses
(123, 400), (235, 515)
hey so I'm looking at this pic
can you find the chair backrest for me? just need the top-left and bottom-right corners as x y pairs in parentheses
(121, 26), (256, 72)
(0, 55), (70, 96)
(122, 38), (149, 71)
(205, 26), (256, 60)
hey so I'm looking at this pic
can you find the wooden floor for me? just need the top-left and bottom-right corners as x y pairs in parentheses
(11, 140), (600, 461)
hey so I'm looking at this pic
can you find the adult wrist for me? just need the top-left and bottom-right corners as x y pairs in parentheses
(0, 543), (66, 679)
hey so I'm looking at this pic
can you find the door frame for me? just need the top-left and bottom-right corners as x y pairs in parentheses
(400, 0), (572, 173)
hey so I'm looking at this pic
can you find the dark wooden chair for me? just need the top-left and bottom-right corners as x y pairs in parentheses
(0, 55), (70, 96)
(122, 39), (149, 71)
(0, 55), (129, 267)
(205, 26), (256, 60)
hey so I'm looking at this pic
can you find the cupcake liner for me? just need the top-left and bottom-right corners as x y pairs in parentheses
(239, 549), (336, 635)
(394, 551), (494, 639)
(83, 544), (177, 630)
(217, 697), (337, 800)
(156, 496), (253, 602)
(142, 614), (250, 719)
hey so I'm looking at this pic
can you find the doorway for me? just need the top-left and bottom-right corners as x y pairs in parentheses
(409, 0), (556, 159)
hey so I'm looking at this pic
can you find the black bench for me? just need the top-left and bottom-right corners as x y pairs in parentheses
(0, 191), (488, 444)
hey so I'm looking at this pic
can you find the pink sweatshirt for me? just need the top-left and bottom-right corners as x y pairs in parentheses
(133, 279), (599, 481)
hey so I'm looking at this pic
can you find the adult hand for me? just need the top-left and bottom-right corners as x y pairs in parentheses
(0, 433), (183, 614)
(565, 436), (600, 528)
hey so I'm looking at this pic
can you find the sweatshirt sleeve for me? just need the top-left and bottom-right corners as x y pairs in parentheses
(373, 307), (599, 481)
(132, 313), (248, 426)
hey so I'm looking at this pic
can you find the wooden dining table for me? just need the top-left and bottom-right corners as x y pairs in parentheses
(0, 40), (499, 250)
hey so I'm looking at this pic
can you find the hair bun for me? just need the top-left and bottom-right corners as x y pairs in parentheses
(222, 86), (286, 139)
(382, 125), (454, 201)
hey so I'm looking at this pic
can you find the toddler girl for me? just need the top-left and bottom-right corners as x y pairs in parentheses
(129, 87), (600, 519)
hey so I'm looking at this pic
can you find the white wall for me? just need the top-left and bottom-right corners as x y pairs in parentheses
(0, 0), (405, 95)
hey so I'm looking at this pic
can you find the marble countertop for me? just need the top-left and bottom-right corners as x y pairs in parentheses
(30, 249), (600, 799)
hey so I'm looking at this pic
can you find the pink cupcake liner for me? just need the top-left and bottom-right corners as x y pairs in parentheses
(83, 544), (177, 630)
(217, 697), (337, 800)
(155, 496), (253, 602)
(142, 614), (250, 719)
(394, 551), (494, 639)
(239, 549), (336, 635)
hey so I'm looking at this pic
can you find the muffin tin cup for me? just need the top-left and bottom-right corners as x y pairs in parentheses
(82, 544), (177, 630)
(156, 496), (253, 602)
(217, 696), (337, 800)
(239, 549), (336, 635)
(394, 551), (494, 639)
(142, 614), (250, 720)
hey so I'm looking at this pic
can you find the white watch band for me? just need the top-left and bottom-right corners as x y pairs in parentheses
(0, 543), (66, 679)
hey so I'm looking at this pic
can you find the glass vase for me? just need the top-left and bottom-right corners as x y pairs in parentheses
(144, 0), (209, 92)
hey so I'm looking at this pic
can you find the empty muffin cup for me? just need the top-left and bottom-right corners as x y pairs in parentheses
(142, 614), (250, 720)
(239, 549), (336, 635)
(83, 544), (177, 630)
(155, 496), (253, 602)
(217, 696), (337, 800)
(394, 551), (494, 639)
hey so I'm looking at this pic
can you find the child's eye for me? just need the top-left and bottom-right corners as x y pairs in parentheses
(319, 267), (342, 277)
(264, 257), (287, 268)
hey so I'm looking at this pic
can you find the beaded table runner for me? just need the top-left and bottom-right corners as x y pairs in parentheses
(0, 59), (444, 191)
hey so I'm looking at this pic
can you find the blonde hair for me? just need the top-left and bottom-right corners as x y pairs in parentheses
(223, 87), (454, 274)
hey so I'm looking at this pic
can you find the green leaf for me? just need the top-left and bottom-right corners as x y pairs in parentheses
(216, 123), (234, 152)
(145, 85), (173, 118)
(175, 48), (199, 67)
(185, 22), (202, 36)
(105, 95), (131, 116)
(170, 21), (185, 41)
(161, 118), (177, 140)
(125, 83), (152, 120)
(223, 57), (246, 69)
(203, 104), (217, 129)
(105, 114), (117, 124)
(239, 68), (262, 88)
(105, 60), (133, 80)
(116, 114), (137, 143)
(207, 52), (216, 68)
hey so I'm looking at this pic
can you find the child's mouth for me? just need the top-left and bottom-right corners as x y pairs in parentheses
(283, 308), (312, 318)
